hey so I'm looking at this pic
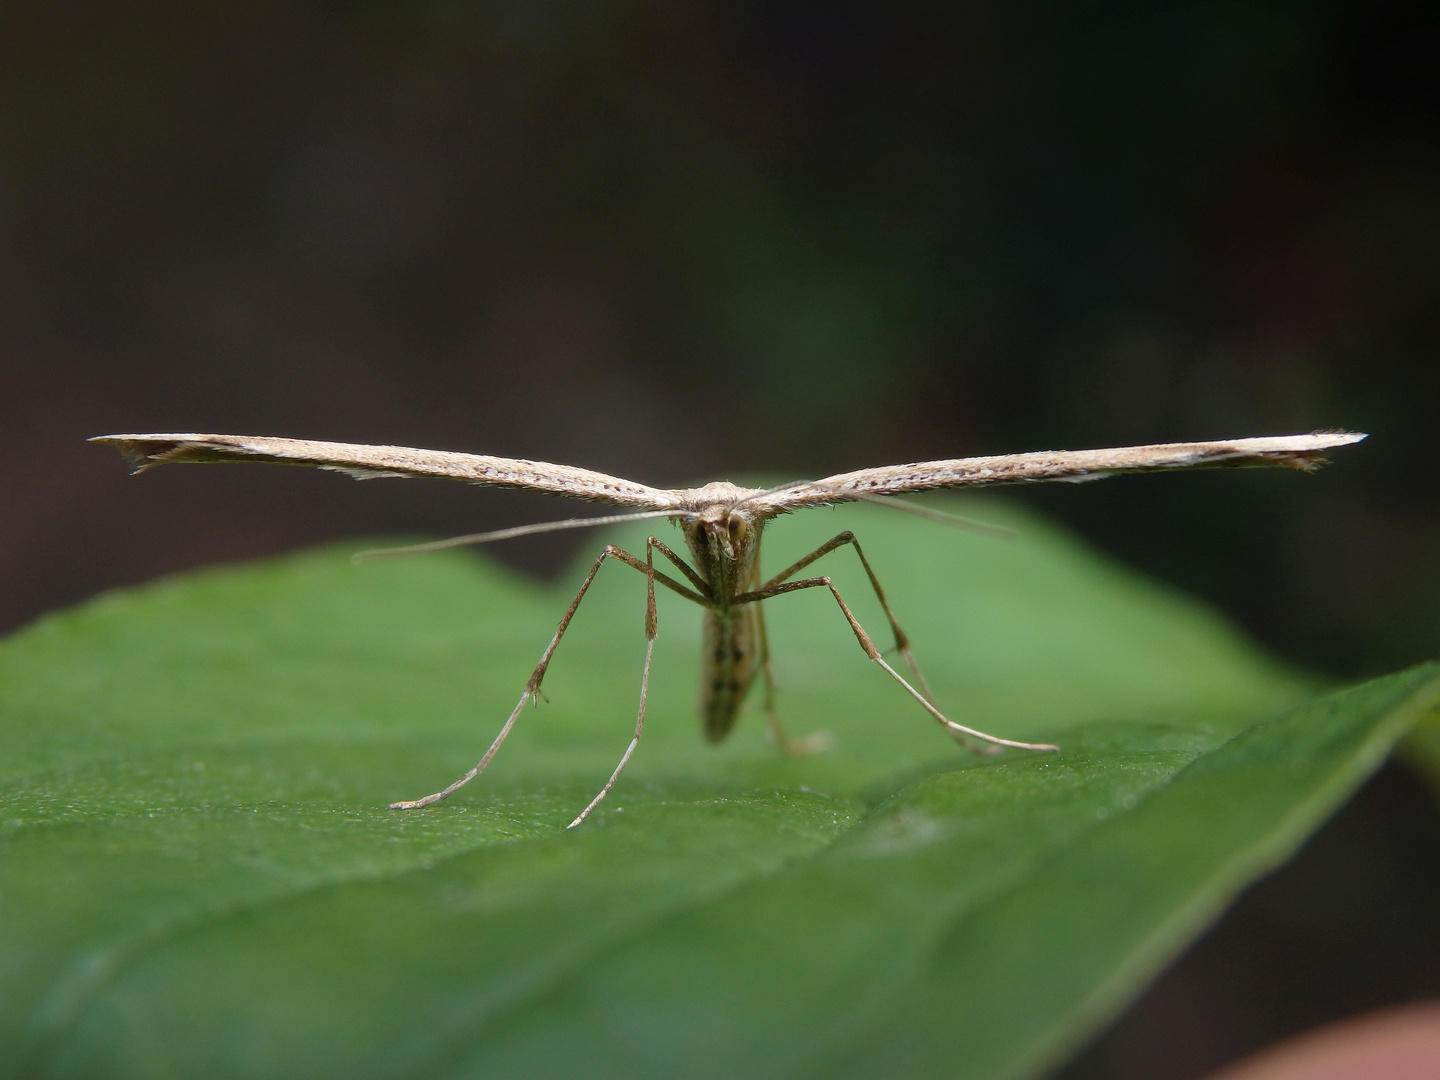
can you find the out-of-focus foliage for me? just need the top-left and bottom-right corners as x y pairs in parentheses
(2, 0), (1437, 680)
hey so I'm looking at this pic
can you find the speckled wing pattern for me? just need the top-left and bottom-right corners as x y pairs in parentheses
(748, 432), (1367, 513)
(90, 434), (681, 509)
(93, 431), (1366, 516)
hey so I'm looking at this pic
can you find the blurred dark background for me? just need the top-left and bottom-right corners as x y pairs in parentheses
(2, 1), (1437, 1076)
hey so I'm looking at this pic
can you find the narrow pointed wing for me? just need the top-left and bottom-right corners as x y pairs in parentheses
(749, 432), (1367, 512)
(91, 434), (681, 509)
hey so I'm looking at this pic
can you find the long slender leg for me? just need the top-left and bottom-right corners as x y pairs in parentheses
(596, 542), (709, 605)
(738, 574), (1059, 753)
(646, 536), (713, 599)
(754, 598), (833, 755)
(760, 531), (939, 705)
(391, 540), (703, 812)
(758, 531), (1000, 751)
(567, 538), (662, 827)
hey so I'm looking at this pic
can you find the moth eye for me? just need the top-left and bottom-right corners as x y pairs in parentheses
(728, 517), (747, 541)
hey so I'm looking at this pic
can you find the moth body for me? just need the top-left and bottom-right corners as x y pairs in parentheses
(699, 607), (758, 740)
(681, 502), (768, 740)
(90, 428), (1366, 826)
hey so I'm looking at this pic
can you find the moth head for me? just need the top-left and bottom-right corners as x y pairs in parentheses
(705, 512), (751, 558)
(687, 503), (757, 559)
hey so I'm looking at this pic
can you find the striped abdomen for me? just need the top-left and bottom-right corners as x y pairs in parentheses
(699, 606), (757, 741)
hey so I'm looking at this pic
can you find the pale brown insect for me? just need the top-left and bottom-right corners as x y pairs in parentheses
(93, 430), (1365, 826)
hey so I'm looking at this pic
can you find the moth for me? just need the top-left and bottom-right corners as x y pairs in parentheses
(94, 430), (1365, 826)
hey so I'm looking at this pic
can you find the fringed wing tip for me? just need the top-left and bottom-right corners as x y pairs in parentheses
(89, 434), (181, 473)
(90, 434), (268, 473)
(1209, 431), (1367, 473)
(1278, 430), (1368, 472)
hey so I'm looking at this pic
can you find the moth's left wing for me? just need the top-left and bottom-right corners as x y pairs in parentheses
(91, 434), (681, 509)
(748, 432), (1366, 512)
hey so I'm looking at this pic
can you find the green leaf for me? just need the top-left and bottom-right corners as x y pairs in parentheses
(2, 498), (1435, 1079)
(1403, 707), (1440, 804)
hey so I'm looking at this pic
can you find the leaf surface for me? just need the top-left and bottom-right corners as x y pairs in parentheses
(2, 498), (1434, 1079)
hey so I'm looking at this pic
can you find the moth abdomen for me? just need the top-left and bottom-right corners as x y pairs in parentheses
(699, 608), (757, 741)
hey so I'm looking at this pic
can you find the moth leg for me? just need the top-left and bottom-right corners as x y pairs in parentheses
(566, 537), (671, 827)
(754, 598), (833, 756)
(759, 531), (940, 702)
(737, 573), (1058, 754)
(391, 540), (705, 814)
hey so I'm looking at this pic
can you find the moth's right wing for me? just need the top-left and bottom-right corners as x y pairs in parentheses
(91, 434), (681, 509)
(748, 432), (1367, 512)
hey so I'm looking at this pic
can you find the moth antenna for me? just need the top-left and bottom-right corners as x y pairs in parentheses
(848, 492), (1016, 540)
(353, 509), (684, 563)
